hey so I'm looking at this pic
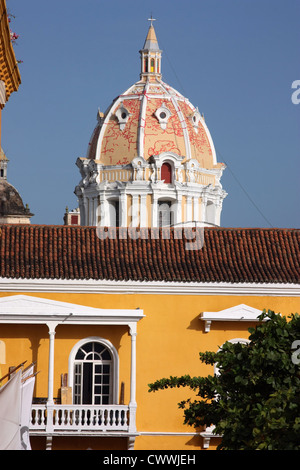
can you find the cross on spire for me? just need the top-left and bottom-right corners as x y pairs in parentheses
(148, 14), (156, 27)
(140, 16), (161, 79)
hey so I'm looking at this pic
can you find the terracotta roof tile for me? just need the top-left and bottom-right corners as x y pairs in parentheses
(0, 224), (299, 284)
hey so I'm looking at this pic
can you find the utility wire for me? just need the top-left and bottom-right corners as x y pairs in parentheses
(216, 148), (274, 228)
(160, 41), (186, 95)
(160, 43), (274, 228)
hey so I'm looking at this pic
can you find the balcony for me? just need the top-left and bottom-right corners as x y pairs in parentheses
(0, 295), (144, 449)
(30, 403), (131, 434)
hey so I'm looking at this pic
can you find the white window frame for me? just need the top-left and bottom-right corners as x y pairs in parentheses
(158, 200), (174, 227)
(214, 337), (250, 375)
(68, 337), (119, 405)
(201, 337), (251, 448)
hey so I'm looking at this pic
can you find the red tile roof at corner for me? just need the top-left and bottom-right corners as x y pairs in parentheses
(0, 225), (299, 284)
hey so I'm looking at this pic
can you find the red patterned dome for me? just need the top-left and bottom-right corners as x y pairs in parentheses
(86, 24), (221, 172)
(75, 22), (227, 229)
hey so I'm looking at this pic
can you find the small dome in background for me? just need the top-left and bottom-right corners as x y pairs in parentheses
(0, 179), (33, 223)
(0, 147), (33, 223)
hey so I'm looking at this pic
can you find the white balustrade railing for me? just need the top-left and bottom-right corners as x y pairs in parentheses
(30, 404), (130, 433)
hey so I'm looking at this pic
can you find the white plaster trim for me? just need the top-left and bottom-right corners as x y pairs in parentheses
(159, 81), (192, 160)
(95, 83), (137, 159)
(137, 80), (149, 157)
(200, 429), (222, 449)
(138, 431), (198, 436)
(0, 294), (145, 325)
(68, 336), (119, 402)
(201, 304), (265, 332)
(0, 278), (299, 296)
(200, 116), (218, 166)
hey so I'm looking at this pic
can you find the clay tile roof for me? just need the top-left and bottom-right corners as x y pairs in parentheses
(0, 224), (299, 284)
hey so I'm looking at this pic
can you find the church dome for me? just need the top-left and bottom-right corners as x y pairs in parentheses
(0, 148), (33, 223)
(0, 179), (33, 221)
(86, 24), (219, 171)
(75, 21), (227, 229)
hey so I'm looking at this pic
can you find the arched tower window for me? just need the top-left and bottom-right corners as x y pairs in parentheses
(109, 200), (120, 227)
(158, 201), (173, 227)
(161, 162), (172, 184)
(72, 339), (117, 405)
(206, 201), (216, 225)
(150, 58), (155, 72)
(144, 58), (148, 73)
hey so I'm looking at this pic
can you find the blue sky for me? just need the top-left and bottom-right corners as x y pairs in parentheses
(2, 0), (299, 228)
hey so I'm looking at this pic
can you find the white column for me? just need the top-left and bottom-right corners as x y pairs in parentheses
(93, 197), (97, 226)
(200, 197), (206, 223)
(215, 200), (222, 226)
(46, 322), (57, 405)
(90, 198), (95, 226)
(131, 195), (139, 227)
(175, 194), (182, 226)
(186, 195), (193, 225)
(152, 194), (158, 228)
(128, 323), (137, 433)
(140, 194), (147, 227)
(46, 436), (53, 451)
(193, 196), (199, 222)
(99, 194), (109, 226)
(120, 193), (127, 227)
(82, 196), (88, 226)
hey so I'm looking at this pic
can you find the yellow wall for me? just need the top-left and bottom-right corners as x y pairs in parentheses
(0, 290), (298, 450)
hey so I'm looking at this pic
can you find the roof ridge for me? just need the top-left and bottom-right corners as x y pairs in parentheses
(0, 224), (299, 231)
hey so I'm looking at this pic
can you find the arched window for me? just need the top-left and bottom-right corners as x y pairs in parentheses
(109, 200), (120, 227)
(161, 162), (172, 184)
(70, 338), (119, 405)
(206, 201), (215, 225)
(214, 338), (250, 375)
(158, 201), (173, 227)
(150, 58), (155, 72)
(144, 58), (148, 73)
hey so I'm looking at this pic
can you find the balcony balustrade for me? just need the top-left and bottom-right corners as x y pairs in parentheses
(30, 404), (130, 434)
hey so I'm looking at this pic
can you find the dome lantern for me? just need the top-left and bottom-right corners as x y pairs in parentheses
(139, 17), (162, 80)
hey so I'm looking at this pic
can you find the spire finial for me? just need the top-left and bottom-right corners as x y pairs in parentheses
(148, 14), (156, 27)
(140, 16), (162, 80)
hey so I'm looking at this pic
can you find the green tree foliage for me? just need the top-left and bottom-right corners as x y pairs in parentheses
(148, 310), (300, 450)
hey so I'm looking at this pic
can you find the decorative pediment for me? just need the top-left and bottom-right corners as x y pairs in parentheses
(154, 103), (172, 129)
(188, 107), (201, 133)
(150, 152), (184, 167)
(0, 295), (144, 326)
(200, 304), (264, 332)
(115, 104), (131, 131)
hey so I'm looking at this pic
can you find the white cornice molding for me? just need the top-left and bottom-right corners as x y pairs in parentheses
(200, 304), (265, 333)
(0, 277), (299, 296)
(0, 294), (144, 326)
